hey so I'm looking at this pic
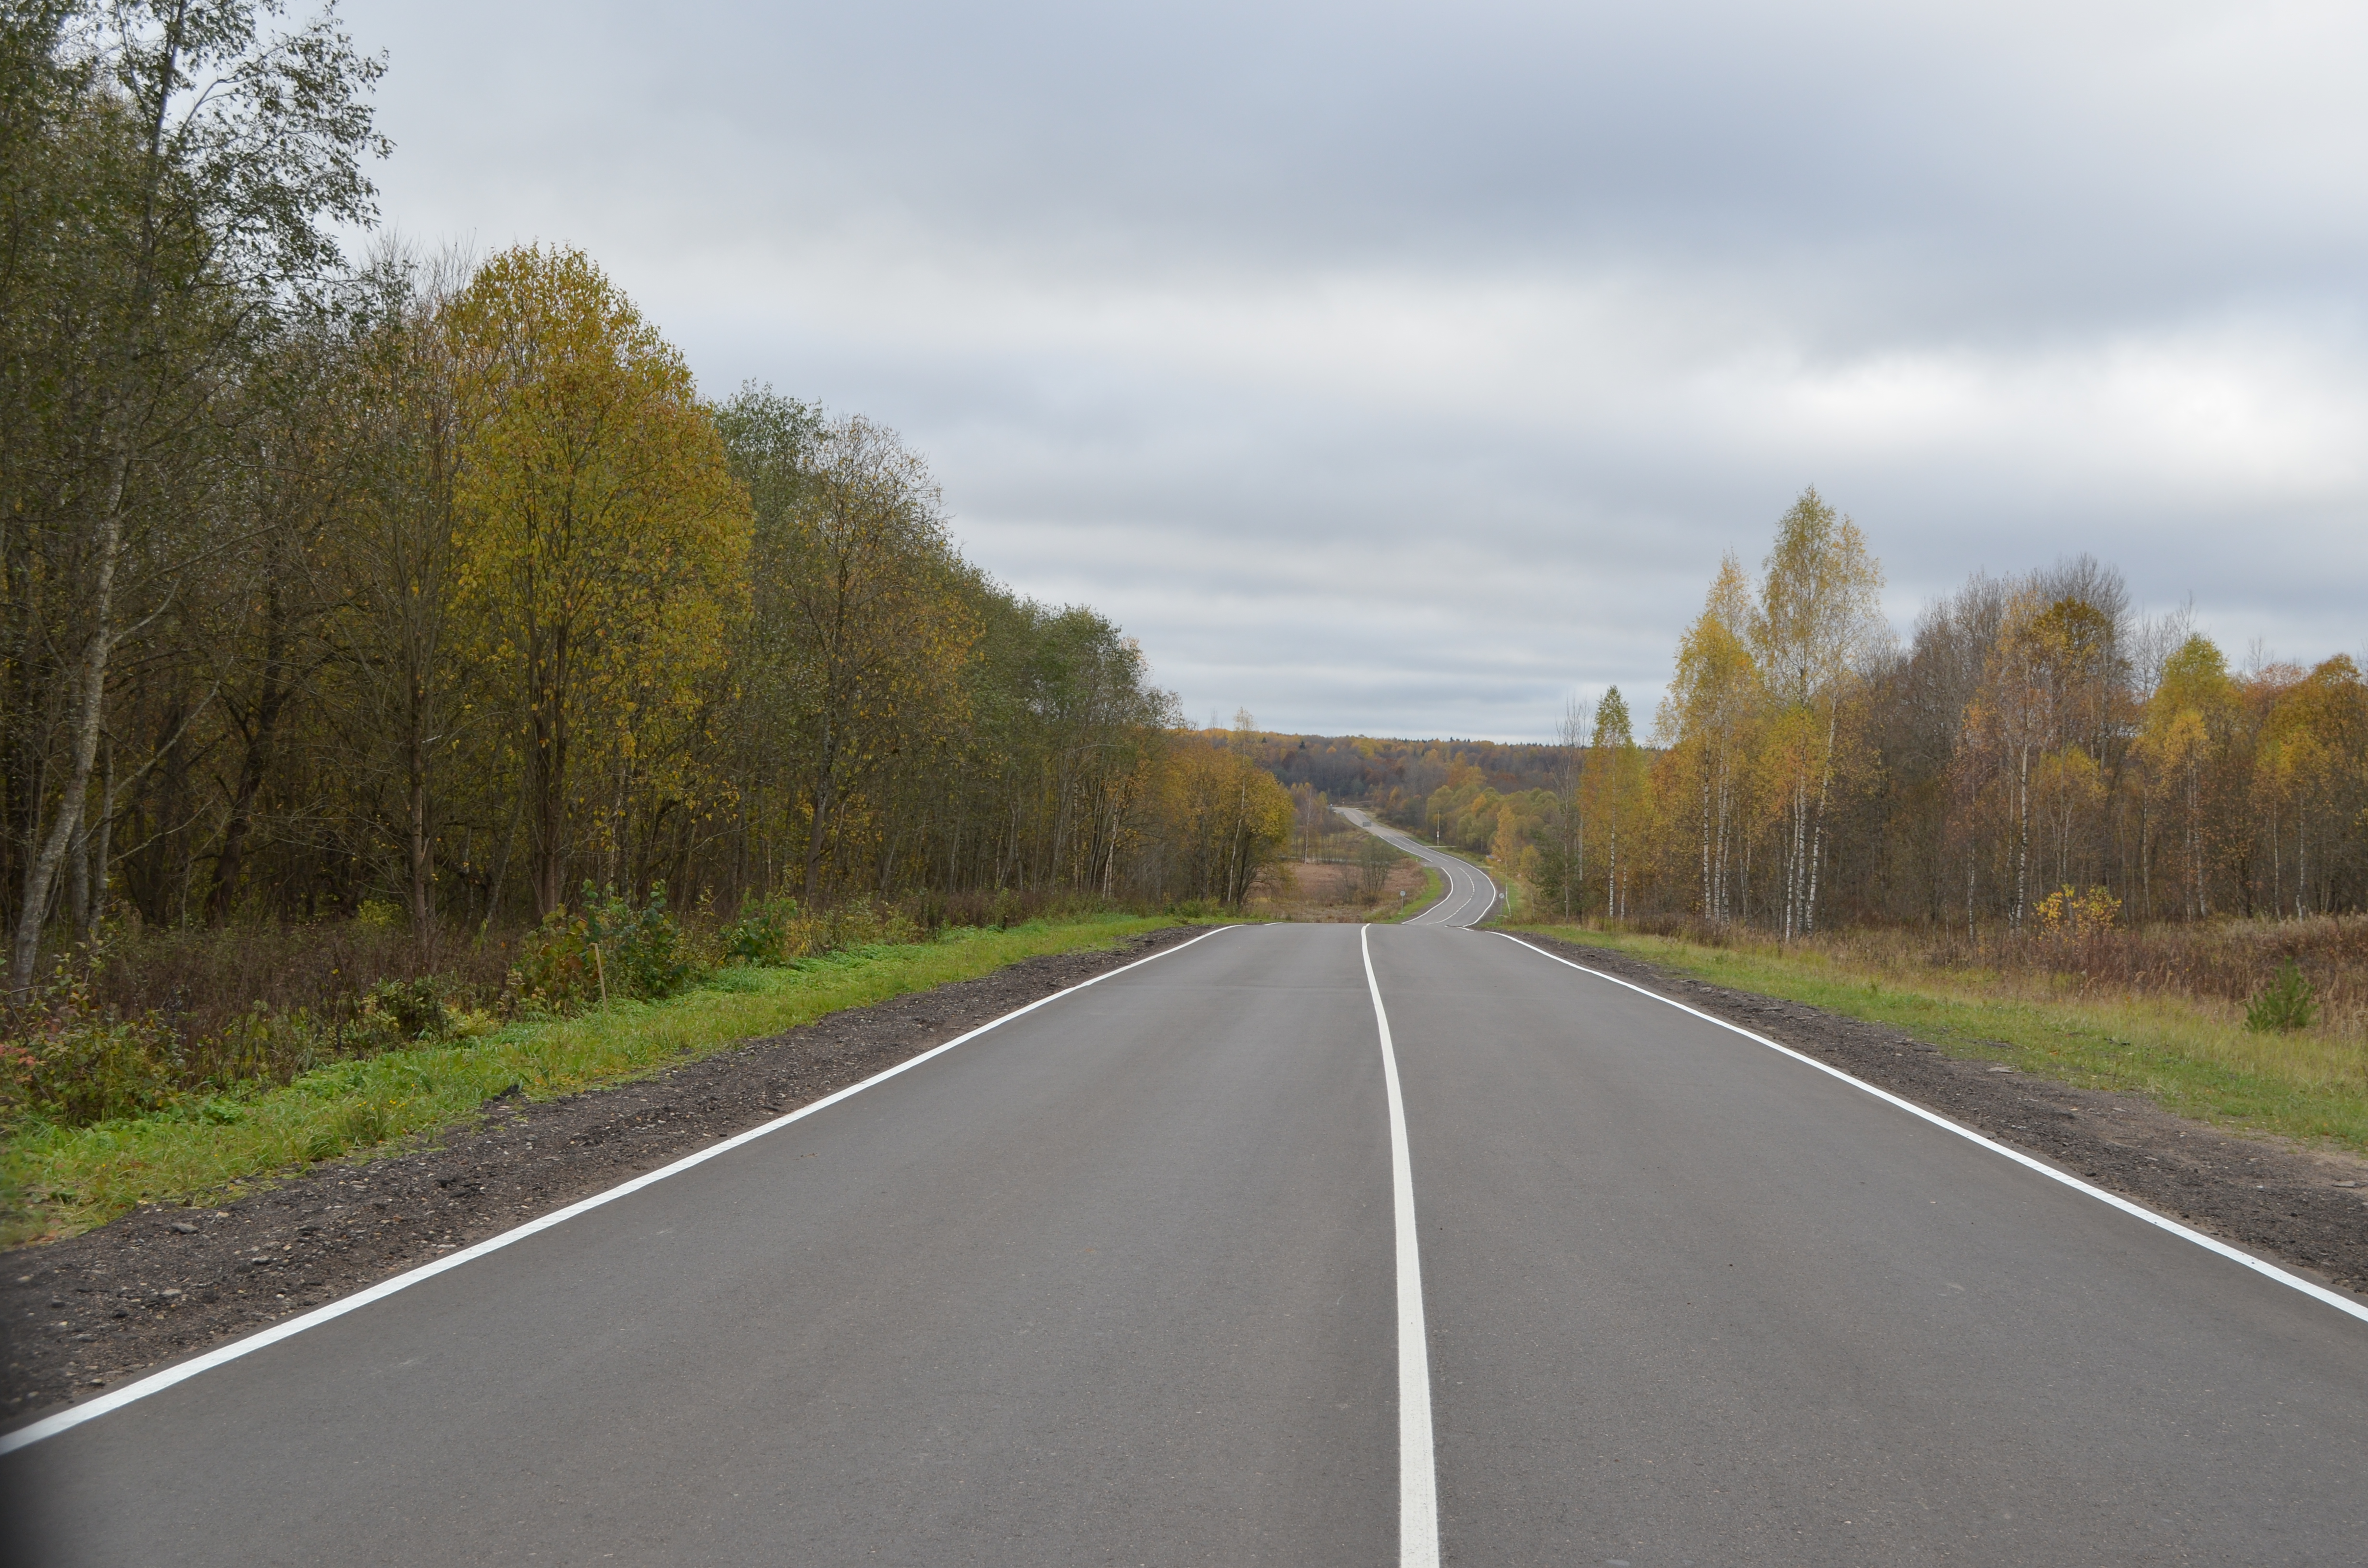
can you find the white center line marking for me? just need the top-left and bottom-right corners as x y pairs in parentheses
(1341, 809), (1498, 929)
(0, 925), (1239, 1457)
(1497, 932), (2368, 1327)
(1363, 924), (1441, 1568)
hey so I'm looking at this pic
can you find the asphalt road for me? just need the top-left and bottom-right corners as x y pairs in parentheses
(1337, 808), (1498, 928)
(11, 923), (2368, 1566)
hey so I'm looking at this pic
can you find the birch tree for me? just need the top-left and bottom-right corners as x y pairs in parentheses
(1582, 686), (1644, 920)
(3, 0), (385, 988)
(1538, 693), (1589, 916)
(1658, 554), (1759, 923)
(342, 246), (474, 944)
(2135, 636), (2236, 921)
(1750, 489), (1884, 940)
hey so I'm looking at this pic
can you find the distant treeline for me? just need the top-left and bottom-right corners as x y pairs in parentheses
(0, 0), (1293, 990)
(1253, 490), (2368, 934)
(1246, 734), (1561, 817)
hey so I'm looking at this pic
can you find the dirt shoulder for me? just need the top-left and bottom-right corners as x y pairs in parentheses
(1510, 930), (2368, 1299)
(0, 927), (1202, 1430)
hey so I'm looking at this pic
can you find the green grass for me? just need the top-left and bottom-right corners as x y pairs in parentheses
(1412, 842), (1504, 915)
(2, 914), (1177, 1247)
(1391, 866), (1445, 922)
(1509, 922), (2368, 1156)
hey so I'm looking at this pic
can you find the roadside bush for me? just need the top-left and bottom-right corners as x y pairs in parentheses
(0, 936), (183, 1126)
(365, 977), (449, 1041)
(201, 1001), (336, 1084)
(722, 893), (802, 966)
(903, 887), (1113, 935)
(511, 906), (596, 1012)
(2034, 884), (2122, 940)
(4, 1013), (183, 1127)
(2246, 959), (2318, 1033)
(588, 882), (693, 998)
(511, 883), (696, 1012)
(719, 894), (939, 965)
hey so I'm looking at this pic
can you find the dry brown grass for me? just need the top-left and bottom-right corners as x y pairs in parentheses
(1518, 913), (2368, 1154)
(1607, 912), (2368, 1042)
(1247, 858), (1430, 921)
(79, 919), (520, 1055)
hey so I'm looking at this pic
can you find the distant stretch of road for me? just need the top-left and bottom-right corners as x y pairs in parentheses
(1336, 806), (1498, 927)
(11, 924), (2368, 1565)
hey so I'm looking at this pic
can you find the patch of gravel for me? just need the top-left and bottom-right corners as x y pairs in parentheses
(1513, 931), (2368, 1299)
(0, 928), (1200, 1431)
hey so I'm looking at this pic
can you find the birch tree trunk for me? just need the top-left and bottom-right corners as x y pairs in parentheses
(10, 458), (124, 992)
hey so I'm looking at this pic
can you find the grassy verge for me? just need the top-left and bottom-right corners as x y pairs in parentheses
(1410, 842), (1503, 914)
(1391, 866), (1445, 922)
(1509, 922), (2368, 1157)
(3, 914), (1176, 1247)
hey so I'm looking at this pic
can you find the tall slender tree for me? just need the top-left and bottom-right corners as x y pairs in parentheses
(1751, 488), (1884, 940)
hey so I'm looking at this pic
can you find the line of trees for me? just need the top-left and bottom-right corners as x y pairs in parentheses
(0, 0), (1292, 991)
(1479, 490), (2368, 931)
(1229, 486), (2364, 936)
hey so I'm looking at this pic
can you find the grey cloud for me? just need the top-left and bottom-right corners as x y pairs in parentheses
(343, 0), (2368, 740)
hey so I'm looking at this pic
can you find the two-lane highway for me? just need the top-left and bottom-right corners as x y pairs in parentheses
(1337, 808), (1498, 928)
(10, 922), (2368, 1565)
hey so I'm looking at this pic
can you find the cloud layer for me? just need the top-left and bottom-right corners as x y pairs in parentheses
(342, 0), (2368, 737)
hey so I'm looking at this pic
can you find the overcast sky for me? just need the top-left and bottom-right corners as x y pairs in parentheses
(339, 0), (2366, 740)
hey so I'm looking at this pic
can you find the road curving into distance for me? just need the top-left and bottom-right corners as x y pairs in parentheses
(1337, 806), (1498, 928)
(10, 920), (2368, 1566)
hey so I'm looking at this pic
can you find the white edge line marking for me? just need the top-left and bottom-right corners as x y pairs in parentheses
(1362, 924), (1440, 1568)
(0, 925), (1240, 1457)
(1497, 932), (2368, 1326)
(1342, 809), (1496, 930)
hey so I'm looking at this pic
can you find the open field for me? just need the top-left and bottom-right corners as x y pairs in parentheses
(1245, 842), (1433, 922)
(1, 915), (1174, 1247)
(1508, 917), (2368, 1157)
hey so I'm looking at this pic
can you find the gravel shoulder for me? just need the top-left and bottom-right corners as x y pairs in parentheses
(0, 927), (1202, 1431)
(1513, 930), (2368, 1300)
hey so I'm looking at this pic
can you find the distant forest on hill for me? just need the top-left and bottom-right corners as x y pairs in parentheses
(1230, 733), (1566, 820)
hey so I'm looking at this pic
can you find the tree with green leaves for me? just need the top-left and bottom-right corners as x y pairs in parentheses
(731, 410), (976, 903)
(2, 0), (386, 988)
